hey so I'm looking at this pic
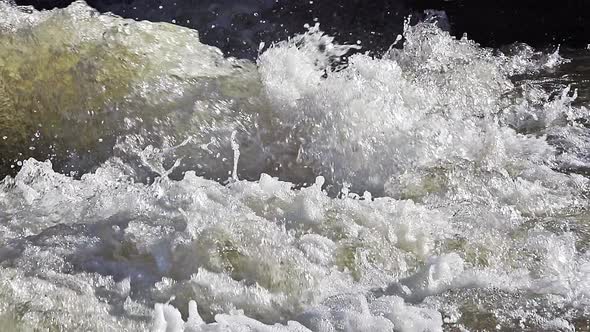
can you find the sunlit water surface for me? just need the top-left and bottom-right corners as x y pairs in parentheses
(0, 2), (589, 331)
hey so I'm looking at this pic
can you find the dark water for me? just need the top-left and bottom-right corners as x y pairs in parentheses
(533, 49), (590, 105)
(15, 0), (590, 58)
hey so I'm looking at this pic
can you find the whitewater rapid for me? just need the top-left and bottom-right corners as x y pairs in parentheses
(0, 2), (589, 331)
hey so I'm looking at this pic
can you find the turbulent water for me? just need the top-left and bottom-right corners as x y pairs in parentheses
(0, 2), (590, 331)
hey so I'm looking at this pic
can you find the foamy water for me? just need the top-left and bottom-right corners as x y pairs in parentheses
(0, 2), (589, 331)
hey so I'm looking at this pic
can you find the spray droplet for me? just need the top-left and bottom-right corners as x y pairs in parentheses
(230, 130), (240, 181)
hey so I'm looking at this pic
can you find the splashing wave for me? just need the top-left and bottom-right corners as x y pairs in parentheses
(0, 2), (589, 331)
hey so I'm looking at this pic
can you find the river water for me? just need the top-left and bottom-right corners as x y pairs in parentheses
(0, 2), (589, 331)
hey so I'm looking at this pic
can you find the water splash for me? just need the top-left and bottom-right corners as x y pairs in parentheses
(0, 2), (589, 332)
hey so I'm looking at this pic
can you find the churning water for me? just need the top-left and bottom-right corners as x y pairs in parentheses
(0, 2), (589, 331)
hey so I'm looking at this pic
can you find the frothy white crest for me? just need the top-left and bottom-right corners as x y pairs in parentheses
(258, 20), (586, 209)
(0, 3), (589, 332)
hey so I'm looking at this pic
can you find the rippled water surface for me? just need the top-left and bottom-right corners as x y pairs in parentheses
(0, 2), (589, 331)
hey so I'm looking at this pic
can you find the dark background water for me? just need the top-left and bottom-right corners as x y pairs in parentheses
(13, 0), (590, 58)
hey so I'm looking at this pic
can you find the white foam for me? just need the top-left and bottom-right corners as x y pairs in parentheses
(0, 2), (589, 331)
